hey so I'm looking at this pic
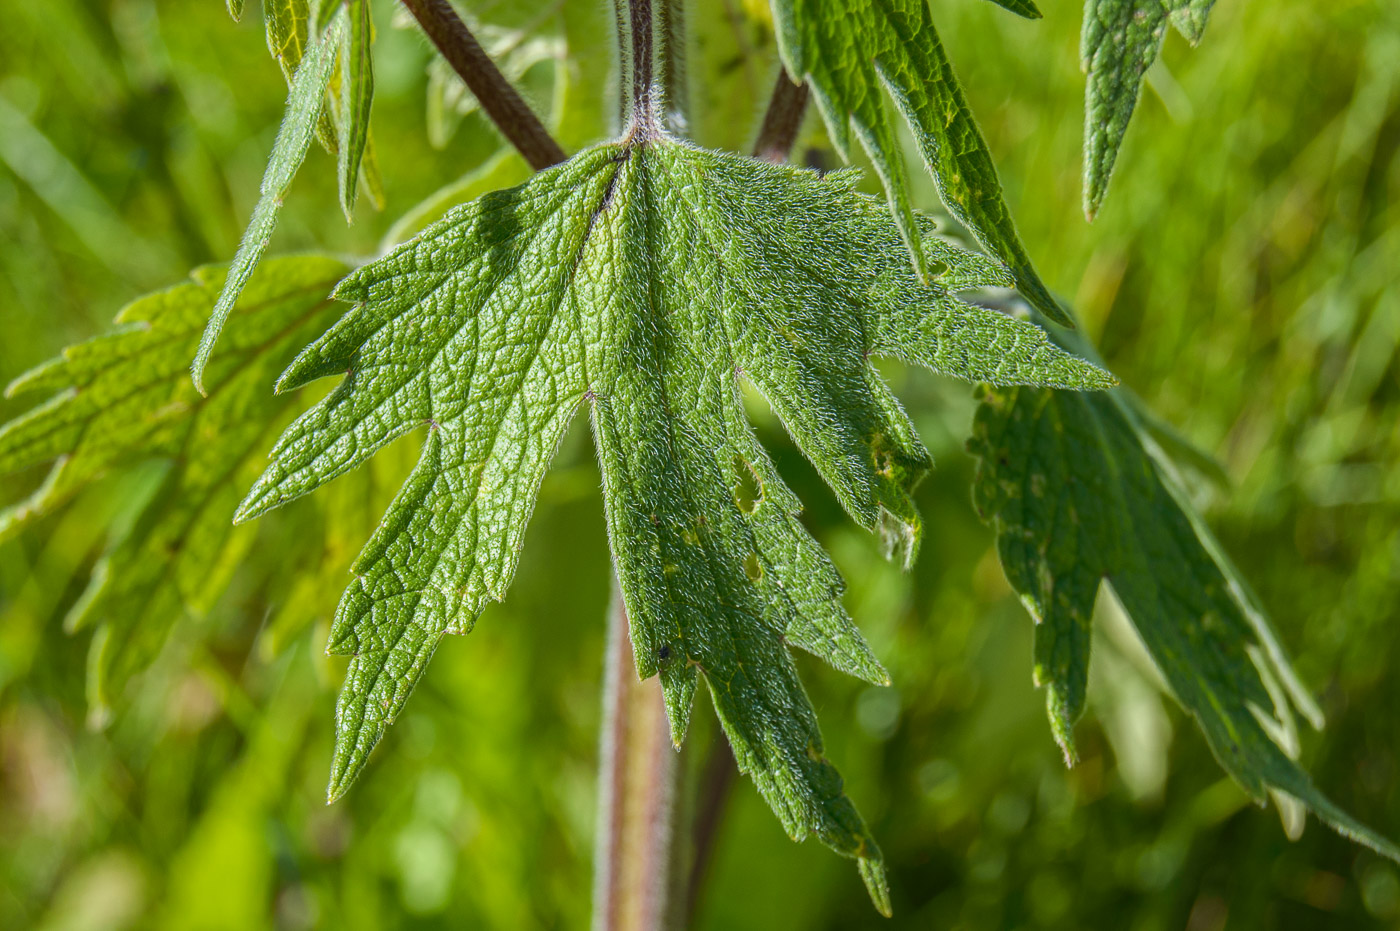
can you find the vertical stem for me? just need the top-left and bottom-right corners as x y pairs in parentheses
(682, 737), (736, 923)
(620, 0), (661, 139)
(658, 0), (689, 135)
(611, 0), (633, 130)
(593, 585), (680, 931)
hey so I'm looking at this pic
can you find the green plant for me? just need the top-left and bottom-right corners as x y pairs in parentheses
(1, 0), (1396, 923)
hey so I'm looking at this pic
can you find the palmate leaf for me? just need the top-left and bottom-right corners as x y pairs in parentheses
(969, 380), (1400, 863)
(233, 138), (1111, 909)
(0, 255), (348, 713)
(769, 0), (1071, 326)
(1082, 0), (1217, 218)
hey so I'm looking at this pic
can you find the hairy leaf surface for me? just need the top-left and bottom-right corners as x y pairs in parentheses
(1082, 0), (1216, 218)
(260, 0), (342, 155)
(970, 382), (1400, 862)
(0, 256), (348, 712)
(769, 0), (1069, 325)
(238, 138), (1110, 908)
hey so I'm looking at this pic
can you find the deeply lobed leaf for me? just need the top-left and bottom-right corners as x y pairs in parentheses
(970, 379), (1400, 863)
(769, 0), (1070, 325)
(239, 137), (1109, 908)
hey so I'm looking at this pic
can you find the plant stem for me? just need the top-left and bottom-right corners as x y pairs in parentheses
(611, 0), (633, 130)
(658, 0), (688, 135)
(753, 70), (809, 163)
(618, 0), (662, 139)
(592, 585), (680, 931)
(398, 0), (566, 170)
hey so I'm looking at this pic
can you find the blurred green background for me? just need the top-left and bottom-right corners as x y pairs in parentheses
(2, 0), (1398, 928)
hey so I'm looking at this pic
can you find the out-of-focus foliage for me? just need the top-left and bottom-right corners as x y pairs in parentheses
(970, 376), (1398, 862)
(1, 2), (1399, 930)
(0, 255), (350, 720)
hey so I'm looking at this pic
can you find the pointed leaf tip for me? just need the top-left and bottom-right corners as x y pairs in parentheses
(198, 8), (346, 382)
(1082, 0), (1217, 214)
(859, 856), (893, 917)
(985, 0), (1043, 20)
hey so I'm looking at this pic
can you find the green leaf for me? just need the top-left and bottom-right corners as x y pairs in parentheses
(969, 381), (1400, 863)
(1082, 0), (1217, 218)
(193, 8), (347, 393)
(226, 0), (245, 23)
(984, 0), (1042, 18)
(0, 255), (349, 714)
(1168, 0), (1215, 43)
(770, 0), (1070, 326)
(237, 138), (1110, 909)
(264, 0), (349, 158)
(338, 0), (374, 219)
(263, 0), (319, 84)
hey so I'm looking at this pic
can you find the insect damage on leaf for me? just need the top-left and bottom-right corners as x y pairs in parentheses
(769, 0), (1070, 326)
(0, 255), (348, 717)
(1082, 0), (1217, 218)
(969, 378), (1400, 864)
(236, 137), (1110, 911)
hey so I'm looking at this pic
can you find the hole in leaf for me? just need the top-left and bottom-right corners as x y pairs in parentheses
(869, 433), (898, 479)
(732, 454), (763, 514)
(927, 259), (948, 278)
(744, 551), (763, 583)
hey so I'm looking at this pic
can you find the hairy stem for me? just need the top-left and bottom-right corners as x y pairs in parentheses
(618, 0), (661, 138)
(611, 0), (632, 130)
(592, 586), (680, 931)
(753, 69), (810, 163)
(658, 0), (688, 134)
(398, 0), (566, 170)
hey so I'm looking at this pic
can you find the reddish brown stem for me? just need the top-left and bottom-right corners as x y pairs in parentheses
(592, 587), (679, 931)
(398, 0), (566, 170)
(753, 70), (810, 164)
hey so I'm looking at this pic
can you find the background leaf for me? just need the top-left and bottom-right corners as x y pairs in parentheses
(0, 255), (348, 714)
(192, 8), (347, 391)
(969, 378), (1400, 862)
(337, 0), (375, 219)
